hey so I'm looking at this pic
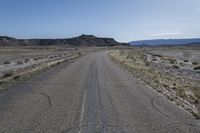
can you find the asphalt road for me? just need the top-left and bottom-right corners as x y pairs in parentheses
(0, 51), (199, 133)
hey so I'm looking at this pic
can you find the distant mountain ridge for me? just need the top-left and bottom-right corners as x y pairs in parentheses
(129, 38), (200, 46)
(0, 34), (127, 46)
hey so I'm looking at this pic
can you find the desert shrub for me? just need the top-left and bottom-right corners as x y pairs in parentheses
(78, 52), (82, 56)
(177, 88), (186, 98)
(192, 112), (200, 119)
(49, 56), (54, 59)
(13, 75), (21, 80)
(145, 62), (150, 66)
(173, 65), (179, 69)
(126, 55), (132, 59)
(24, 58), (30, 63)
(179, 63), (184, 67)
(195, 90), (200, 99)
(3, 71), (14, 78)
(17, 60), (24, 65)
(193, 66), (200, 70)
(4, 61), (11, 64)
(0, 81), (5, 85)
(169, 59), (176, 64)
(152, 58), (157, 61)
(194, 99), (199, 104)
(192, 61), (198, 65)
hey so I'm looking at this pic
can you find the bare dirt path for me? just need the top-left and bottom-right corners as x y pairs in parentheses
(0, 51), (199, 133)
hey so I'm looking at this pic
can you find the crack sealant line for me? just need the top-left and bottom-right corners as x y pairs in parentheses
(78, 89), (87, 133)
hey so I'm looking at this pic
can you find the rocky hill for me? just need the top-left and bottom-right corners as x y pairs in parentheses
(0, 35), (127, 47)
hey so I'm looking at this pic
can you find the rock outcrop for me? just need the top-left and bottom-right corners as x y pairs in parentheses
(0, 34), (128, 47)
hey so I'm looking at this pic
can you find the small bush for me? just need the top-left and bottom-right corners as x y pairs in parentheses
(145, 62), (150, 66)
(24, 58), (30, 63)
(17, 60), (24, 65)
(13, 75), (21, 80)
(192, 61), (198, 65)
(173, 65), (179, 69)
(184, 60), (189, 62)
(4, 61), (11, 64)
(35, 57), (42, 60)
(193, 66), (200, 70)
(3, 71), (14, 78)
(192, 112), (200, 120)
(177, 89), (186, 98)
(179, 63), (184, 67)
(195, 92), (200, 99)
(152, 58), (157, 61)
(169, 59), (176, 64)
(194, 99), (199, 104)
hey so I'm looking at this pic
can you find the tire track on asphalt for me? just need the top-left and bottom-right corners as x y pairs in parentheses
(150, 96), (171, 118)
(78, 90), (87, 133)
(30, 91), (52, 111)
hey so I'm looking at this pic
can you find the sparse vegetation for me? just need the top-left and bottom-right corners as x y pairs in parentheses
(192, 61), (198, 65)
(193, 66), (200, 70)
(3, 71), (14, 78)
(169, 58), (176, 64)
(0, 46), (94, 92)
(110, 47), (200, 119)
(4, 61), (11, 64)
(173, 65), (179, 69)
(78, 52), (82, 56)
(192, 112), (200, 120)
(13, 75), (21, 80)
(145, 62), (150, 66)
(152, 58), (157, 61)
(49, 56), (53, 59)
(17, 60), (24, 65)
(24, 58), (30, 63)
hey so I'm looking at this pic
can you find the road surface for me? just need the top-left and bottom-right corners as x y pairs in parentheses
(0, 51), (199, 133)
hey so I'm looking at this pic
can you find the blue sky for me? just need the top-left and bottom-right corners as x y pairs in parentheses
(0, 0), (199, 42)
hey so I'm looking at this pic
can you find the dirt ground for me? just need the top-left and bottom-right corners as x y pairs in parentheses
(110, 45), (200, 119)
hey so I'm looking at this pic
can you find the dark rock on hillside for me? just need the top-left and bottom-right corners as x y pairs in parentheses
(0, 35), (128, 47)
